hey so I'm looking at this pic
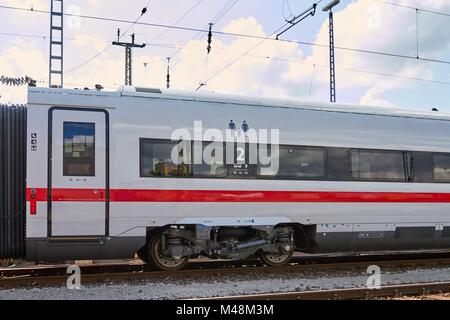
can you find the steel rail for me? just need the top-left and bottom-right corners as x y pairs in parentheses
(205, 282), (450, 300)
(2, 252), (450, 289)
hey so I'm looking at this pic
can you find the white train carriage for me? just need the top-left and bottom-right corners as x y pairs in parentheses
(2, 86), (450, 270)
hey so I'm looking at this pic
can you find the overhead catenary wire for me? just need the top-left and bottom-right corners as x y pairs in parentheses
(147, 0), (205, 44)
(3, 31), (450, 89)
(372, 0), (450, 18)
(196, 21), (291, 90)
(170, 0), (241, 70)
(181, 43), (450, 85)
(2, 0), (450, 91)
(3, 2), (448, 95)
(210, 0), (234, 23)
(152, 41), (450, 87)
(1, 2), (449, 68)
(197, 0), (320, 90)
(211, 0), (240, 24)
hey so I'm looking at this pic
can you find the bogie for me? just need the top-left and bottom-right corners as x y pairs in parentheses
(146, 225), (296, 270)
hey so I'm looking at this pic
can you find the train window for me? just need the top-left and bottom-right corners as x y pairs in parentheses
(433, 154), (450, 182)
(192, 142), (227, 178)
(140, 139), (192, 177)
(350, 150), (406, 181)
(257, 145), (326, 179)
(63, 122), (95, 176)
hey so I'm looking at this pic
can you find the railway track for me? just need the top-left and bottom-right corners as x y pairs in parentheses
(1, 251), (450, 289)
(205, 282), (450, 300)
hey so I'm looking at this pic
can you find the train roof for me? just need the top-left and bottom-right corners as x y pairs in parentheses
(28, 86), (450, 122)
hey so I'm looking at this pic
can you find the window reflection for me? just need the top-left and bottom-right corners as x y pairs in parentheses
(351, 151), (405, 181)
(63, 122), (95, 176)
(258, 146), (325, 178)
(140, 140), (192, 177)
(433, 154), (450, 182)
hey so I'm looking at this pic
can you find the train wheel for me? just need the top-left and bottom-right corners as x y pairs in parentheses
(148, 233), (189, 271)
(259, 249), (293, 267)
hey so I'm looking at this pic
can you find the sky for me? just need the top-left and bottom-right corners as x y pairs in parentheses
(1, 0), (450, 112)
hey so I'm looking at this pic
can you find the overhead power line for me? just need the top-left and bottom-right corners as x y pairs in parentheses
(1, 2), (449, 68)
(148, 0), (205, 44)
(372, 0), (450, 18)
(0, 32), (45, 39)
(198, 0), (324, 90)
(39, 30), (450, 91)
(149, 42), (450, 86)
(3, 28), (445, 87)
(197, 21), (291, 90)
(211, 0), (240, 24)
(169, 0), (241, 70)
(178, 42), (450, 87)
(2, 0), (450, 88)
(3, 41), (449, 90)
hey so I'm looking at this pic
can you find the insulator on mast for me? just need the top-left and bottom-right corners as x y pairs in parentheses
(166, 57), (171, 89)
(207, 23), (213, 55)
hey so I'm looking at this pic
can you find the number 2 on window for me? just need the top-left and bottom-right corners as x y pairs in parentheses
(237, 147), (245, 162)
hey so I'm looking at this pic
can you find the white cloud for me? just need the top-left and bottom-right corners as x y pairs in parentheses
(0, 39), (47, 103)
(360, 86), (393, 107)
(73, 35), (109, 52)
(169, 17), (303, 95)
(282, 0), (450, 105)
(1, 0), (450, 110)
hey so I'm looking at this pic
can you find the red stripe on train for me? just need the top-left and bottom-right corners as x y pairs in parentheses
(26, 188), (105, 202)
(26, 188), (450, 203)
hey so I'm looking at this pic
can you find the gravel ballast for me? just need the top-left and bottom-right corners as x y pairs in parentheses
(1, 264), (450, 300)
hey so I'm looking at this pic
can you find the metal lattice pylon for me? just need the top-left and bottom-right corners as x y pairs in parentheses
(49, 0), (63, 88)
(328, 11), (336, 103)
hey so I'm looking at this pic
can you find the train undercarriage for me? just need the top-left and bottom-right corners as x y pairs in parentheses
(143, 225), (297, 271)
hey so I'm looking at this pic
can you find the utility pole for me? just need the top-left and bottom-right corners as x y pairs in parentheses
(49, 0), (64, 88)
(322, 0), (340, 103)
(112, 29), (146, 86)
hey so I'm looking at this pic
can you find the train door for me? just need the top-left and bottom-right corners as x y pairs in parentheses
(48, 108), (109, 238)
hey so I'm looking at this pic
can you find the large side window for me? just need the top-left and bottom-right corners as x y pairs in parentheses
(350, 150), (406, 181)
(63, 122), (95, 176)
(257, 145), (326, 179)
(140, 139), (192, 177)
(433, 154), (450, 182)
